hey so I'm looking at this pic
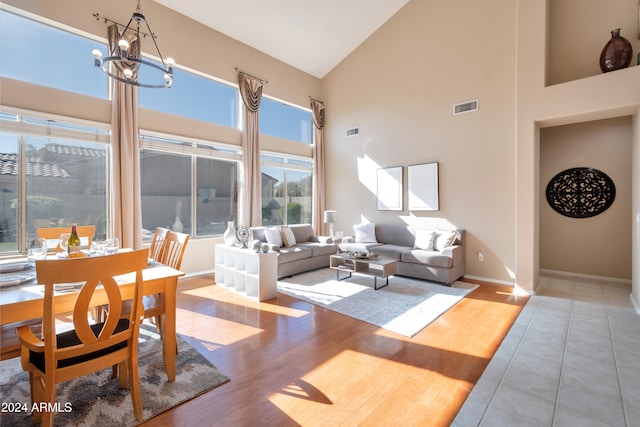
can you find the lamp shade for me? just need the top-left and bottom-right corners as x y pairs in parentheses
(323, 210), (337, 223)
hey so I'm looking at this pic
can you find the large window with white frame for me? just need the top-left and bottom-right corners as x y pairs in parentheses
(140, 65), (239, 129)
(0, 111), (110, 254)
(261, 154), (313, 226)
(260, 97), (312, 144)
(0, 8), (108, 99)
(139, 133), (241, 242)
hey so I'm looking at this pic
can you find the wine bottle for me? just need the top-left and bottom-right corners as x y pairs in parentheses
(68, 224), (81, 255)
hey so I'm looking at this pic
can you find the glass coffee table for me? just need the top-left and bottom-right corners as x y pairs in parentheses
(329, 253), (397, 290)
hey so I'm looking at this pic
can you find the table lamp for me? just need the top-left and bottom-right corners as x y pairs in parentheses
(323, 210), (337, 238)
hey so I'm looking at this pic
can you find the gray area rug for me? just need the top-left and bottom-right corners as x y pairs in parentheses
(279, 268), (479, 337)
(0, 323), (229, 426)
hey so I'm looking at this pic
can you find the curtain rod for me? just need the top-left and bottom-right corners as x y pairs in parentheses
(92, 12), (155, 39)
(234, 67), (268, 84)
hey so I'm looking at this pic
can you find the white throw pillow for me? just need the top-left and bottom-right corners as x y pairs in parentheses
(414, 229), (436, 251)
(280, 226), (297, 248)
(265, 226), (283, 247)
(354, 223), (377, 243)
(434, 229), (457, 251)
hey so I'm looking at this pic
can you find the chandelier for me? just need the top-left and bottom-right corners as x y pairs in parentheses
(92, 0), (174, 88)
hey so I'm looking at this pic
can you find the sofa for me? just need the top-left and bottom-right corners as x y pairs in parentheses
(250, 224), (338, 278)
(338, 223), (465, 285)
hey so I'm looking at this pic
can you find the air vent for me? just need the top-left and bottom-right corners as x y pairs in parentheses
(346, 127), (359, 137)
(453, 99), (478, 115)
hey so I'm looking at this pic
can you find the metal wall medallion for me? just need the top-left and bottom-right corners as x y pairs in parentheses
(545, 167), (616, 218)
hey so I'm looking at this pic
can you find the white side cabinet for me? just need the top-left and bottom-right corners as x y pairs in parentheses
(215, 244), (278, 301)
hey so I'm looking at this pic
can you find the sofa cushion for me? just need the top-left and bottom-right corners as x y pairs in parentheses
(280, 226), (297, 248)
(354, 223), (377, 243)
(296, 242), (337, 257)
(414, 229), (436, 250)
(370, 244), (407, 261)
(434, 229), (457, 251)
(278, 246), (312, 263)
(265, 227), (283, 246)
(401, 249), (453, 268)
(251, 227), (267, 242)
(374, 224), (415, 247)
(290, 224), (315, 243)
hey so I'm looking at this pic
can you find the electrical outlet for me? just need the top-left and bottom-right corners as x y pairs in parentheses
(477, 251), (484, 262)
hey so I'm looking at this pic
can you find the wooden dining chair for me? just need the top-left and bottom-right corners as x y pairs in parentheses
(37, 225), (96, 252)
(17, 249), (148, 427)
(149, 227), (169, 262)
(103, 231), (189, 359)
(1, 320), (42, 361)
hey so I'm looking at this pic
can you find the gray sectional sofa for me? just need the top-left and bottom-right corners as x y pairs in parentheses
(338, 223), (466, 285)
(250, 224), (337, 278)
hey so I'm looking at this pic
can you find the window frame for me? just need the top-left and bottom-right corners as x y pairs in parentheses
(259, 95), (313, 145)
(261, 151), (314, 225)
(139, 130), (242, 238)
(0, 107), (111, 254)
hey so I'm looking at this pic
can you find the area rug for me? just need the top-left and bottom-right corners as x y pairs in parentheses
(0, 323), (229, 427)
(278, 269), (479, 337)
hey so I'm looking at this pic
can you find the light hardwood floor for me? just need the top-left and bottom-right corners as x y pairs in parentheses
(142, 274), (528, 427)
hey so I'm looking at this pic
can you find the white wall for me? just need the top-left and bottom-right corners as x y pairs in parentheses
(540, 117), (633, 279)
(322, 0), (518, 284)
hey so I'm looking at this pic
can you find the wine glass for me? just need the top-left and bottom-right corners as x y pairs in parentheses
(27, 238), (48, 264)
(90, 239), (107, 256)
(57, 233), (70, 257)
(105, 237), (120, 255)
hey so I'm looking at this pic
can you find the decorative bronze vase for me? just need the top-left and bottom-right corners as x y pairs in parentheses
(599, 28), (632, 73)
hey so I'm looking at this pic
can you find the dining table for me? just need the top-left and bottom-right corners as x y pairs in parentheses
(0, 251), (185, 382)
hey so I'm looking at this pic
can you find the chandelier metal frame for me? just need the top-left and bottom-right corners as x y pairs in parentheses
(92, 1), (174, 89)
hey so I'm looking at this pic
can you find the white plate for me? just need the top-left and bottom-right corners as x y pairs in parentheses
(0, 261), (29, 273)
(0, 273), (35, 288)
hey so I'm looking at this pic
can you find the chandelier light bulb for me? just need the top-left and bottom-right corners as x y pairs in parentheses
(123, 68), (133, 79)
(166, 57), (175, 67)
(118, 39), (130, 52)
(92, 49), (103, 60)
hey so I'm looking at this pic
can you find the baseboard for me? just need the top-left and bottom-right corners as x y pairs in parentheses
(630, 293), (640, 316)
(463, 275), (516, 287)
(183, 269), (215, 279)
(539, 269), (632, 285)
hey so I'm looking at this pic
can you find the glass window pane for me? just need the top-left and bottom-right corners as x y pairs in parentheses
(24, 136), (108, 241)
(261, 159), (312, 226)
(0, 10), (108, 99)
(260, 98), (312, 144)
(140, 150), (192, 239)
(140, 67), (238, 128)
(0, 133), (18, 252)
(262, 166), (284, 226)
(286, 170), (312, 225)
(196, 157), (238, 236)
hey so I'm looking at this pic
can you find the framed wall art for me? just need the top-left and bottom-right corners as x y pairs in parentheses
(408, 162), (439, 211)
(377, 166), (403, 211)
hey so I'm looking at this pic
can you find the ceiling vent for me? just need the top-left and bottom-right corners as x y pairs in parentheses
(346, 127), (359, 137)
(453, 99), (478, 115)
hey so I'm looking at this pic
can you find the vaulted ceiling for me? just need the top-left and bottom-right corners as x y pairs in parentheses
(155, 0), (410, 78)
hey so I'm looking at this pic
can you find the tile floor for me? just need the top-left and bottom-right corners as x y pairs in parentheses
(453, 273), (640, 427)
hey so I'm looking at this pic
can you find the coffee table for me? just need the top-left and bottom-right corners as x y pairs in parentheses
(329, 254), (397, 290)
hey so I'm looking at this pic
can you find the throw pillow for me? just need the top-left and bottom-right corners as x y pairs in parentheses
(354, 223), (377, 243)
(280, 226), (297, 248)
(434, 229), (457, 251)
(265, 226), (284, 247)
(414, 229), (436, 251)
